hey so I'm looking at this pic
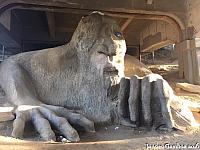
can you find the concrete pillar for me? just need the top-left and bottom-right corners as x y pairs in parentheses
(175, 39), (200, 84)
(0, 9), (11, 31)
(181, 0), (200, 84)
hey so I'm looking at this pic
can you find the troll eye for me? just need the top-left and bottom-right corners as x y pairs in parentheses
(114, 32), (122, 38)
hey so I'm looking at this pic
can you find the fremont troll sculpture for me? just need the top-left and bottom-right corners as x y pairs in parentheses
(0, 12), (197, 142)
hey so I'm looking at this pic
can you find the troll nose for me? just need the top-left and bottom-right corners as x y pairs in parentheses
(108, 44), (117, 56)
(108, 55), (114, 62)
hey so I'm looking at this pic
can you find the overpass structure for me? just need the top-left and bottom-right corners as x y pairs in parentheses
(0, 0), (199, 84)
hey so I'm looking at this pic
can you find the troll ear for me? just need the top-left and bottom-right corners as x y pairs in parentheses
(81, 15), (91, 24)
(71, 13), (103, 52)
(81, 13), (102, 24)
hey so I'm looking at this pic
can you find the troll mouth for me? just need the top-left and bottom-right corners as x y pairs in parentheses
(103, 67), (119, 75)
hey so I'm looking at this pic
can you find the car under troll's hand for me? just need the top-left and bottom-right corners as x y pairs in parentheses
(0, 12), (198, 142)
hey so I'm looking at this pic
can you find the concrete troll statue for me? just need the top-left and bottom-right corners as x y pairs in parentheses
(0, 12), (198, 142)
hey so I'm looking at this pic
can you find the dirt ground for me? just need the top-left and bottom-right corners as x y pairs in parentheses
(1, 60), (200, 150)
(1, 123), (200, 150)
